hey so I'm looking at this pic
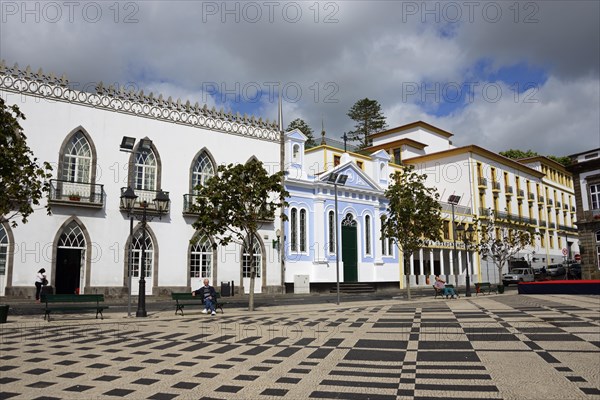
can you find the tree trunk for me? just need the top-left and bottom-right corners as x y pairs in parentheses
(248, 235), (255, 312)
(405, 255), (411, 300)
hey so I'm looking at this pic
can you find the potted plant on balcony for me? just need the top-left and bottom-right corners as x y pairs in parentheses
(68, 193), (81, 201)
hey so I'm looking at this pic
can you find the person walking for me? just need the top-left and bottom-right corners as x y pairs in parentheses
(35, 268), (47, 302)
(192, 278), (218, 316)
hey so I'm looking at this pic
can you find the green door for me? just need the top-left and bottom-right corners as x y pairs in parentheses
(341, 214), (358, 282)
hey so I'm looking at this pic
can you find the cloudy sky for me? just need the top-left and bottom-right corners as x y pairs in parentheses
(1, 1), (598, 156)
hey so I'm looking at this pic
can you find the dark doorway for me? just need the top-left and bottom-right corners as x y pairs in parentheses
(56, 248), (82, 294)
(341, 216), (358, 282)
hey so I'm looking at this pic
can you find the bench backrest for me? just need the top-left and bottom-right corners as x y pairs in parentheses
(43, 294), (104, 303)
(172, 292), (221, 300)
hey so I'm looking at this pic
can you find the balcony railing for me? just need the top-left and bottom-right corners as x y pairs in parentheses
(559, 225), (578, 233)
(183, 194), (275, 221)
(548, 199), (553, 207)
(120, 188), (170, 213)
(48, 179), (104, 208)
(539, 219), (547, 226)
(506, 185), (514, 194)
(563, 203), (569, 210)
(538, 196), (545, 204)
(492, 181), (501, 191)
(518, 189), (525, 198)
(440, 201), (472, 215)
(549, 222), (556, 229)
(528, 193), (535, 201)
(557, 201), (562, 209)
(183, 194), (201, 215)
(571, 206), (576, 212)
(478, 177), (487, 187)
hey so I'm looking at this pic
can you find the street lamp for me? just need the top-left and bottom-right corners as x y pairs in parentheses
(326, 172), (348, 305)
(121, 187), (170, 317)
(448, 194), (461, 287)
(456, 224), (474, 297)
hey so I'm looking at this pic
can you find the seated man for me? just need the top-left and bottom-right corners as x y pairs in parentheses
(434, 275), (457, 299)
(192, 278), (217, 316)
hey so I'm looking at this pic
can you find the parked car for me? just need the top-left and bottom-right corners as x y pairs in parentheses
(547, 264), (566, 277)
(502, 268), (535, 286)
(567, 263), (582, 279)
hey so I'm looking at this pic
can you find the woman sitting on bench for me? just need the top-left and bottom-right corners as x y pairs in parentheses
(434, 276), (457, 299)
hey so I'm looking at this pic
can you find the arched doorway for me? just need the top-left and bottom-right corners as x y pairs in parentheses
(56, 222), (86, 294)
(129, 227), (154, 295)
(0, 224), (10, 296)
(341, 213), (358, 282)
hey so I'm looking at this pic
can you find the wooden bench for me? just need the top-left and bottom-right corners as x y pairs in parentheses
(42, 294), (107, 321)
(172, 292), (224, 316)
(475, 282), (496, 295)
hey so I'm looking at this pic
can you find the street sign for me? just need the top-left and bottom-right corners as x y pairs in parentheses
(562, 248), (568, 256)
(574, 254), (581, 262)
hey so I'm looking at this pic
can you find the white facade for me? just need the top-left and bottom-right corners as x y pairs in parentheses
(0, 64), (283, 297)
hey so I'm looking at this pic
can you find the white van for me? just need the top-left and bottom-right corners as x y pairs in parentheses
(502, 268), (535, 286)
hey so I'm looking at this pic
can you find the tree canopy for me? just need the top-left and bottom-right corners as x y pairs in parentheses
(0, 98), (52, 227)
(287, 118), (316, 148)
(383, 165), (443, 299)
(346, 98), (387, 149)
(190, 158), (288, 311)
(500, 149), (571, 167)
(473, 210), (539, 287)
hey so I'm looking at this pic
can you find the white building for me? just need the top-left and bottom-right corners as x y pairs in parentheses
(283, 121), (579, 290)
(0, 63), (283, 298)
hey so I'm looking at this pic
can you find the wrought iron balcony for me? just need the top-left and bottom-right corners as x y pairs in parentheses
(528, 193), (535, 201)
(48, 179), (104, 208)
(478, 177), (487, 187)
(120, 188), (170, 213)
(183, 194), (275, 221)
(547, 199), (553, 207)
(563, 203), (569, 210)
(539, 219), (547, 226)
(492, 181), (501, 191)
(571, 206), (576, 212)
(549, 222), (556, 229)
(506, 185), (514, 194)
(183, 194), (201, 215)
(557, 201), (562, 209)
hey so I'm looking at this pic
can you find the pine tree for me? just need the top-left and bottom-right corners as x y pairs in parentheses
(287, 118), (316, 147)
(347, 98), (387, 148)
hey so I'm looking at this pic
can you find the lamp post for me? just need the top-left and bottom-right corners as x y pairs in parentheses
(326, 172), (348, 305)
(448, 195), (461, 286)
(457, 224), (474, 297)
(120, 187), (170, 317)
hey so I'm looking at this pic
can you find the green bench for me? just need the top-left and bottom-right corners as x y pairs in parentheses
(42, 294), (107, 321)
(171, 292), (224, 316)
(475, 282), (496, 295)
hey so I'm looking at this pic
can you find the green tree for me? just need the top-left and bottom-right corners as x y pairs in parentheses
(287, 118), (316, 147)
(0, 98), (52, 227)
(382, 165), (443, 299)
(347, 98), (387, 149)
(190, 158), (288, 311)
(473, 210), (539, 291)
(500, 149), (571, 167)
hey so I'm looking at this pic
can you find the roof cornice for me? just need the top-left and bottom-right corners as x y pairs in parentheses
(0, 60), (279, 142)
